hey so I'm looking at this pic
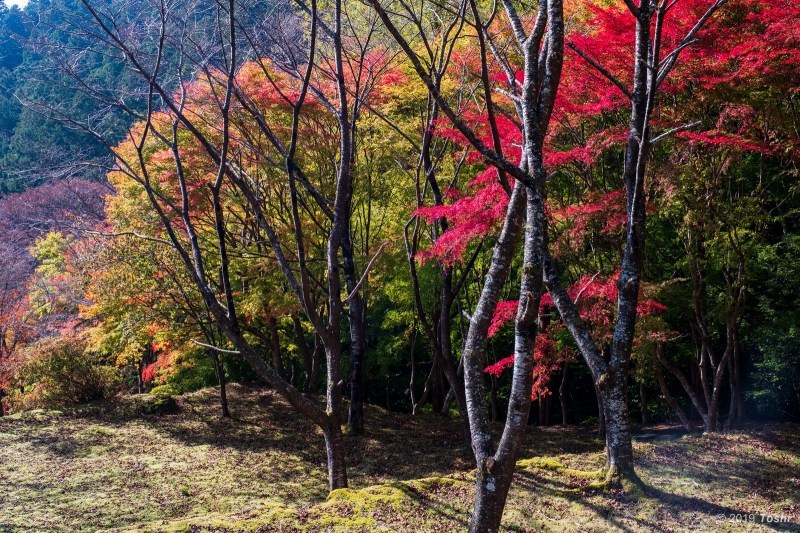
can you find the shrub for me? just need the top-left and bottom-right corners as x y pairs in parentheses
(2, 334), (120, 412)
(140, 393), (179, 415)
(149, 383), (180, 397)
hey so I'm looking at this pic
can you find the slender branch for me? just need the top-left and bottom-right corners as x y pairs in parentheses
(573, 270), (602, 304)
(191, 339), (241, 354)
(567, 42), (632, 100)
(84, 229), (176, 248)
(345, 241), (390, 301)
(651, 120), (702, 145)
(656, 0), (728, 86)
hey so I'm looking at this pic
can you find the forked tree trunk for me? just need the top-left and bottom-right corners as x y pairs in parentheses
(215, 327), (349, 491)
(657, 341), (730, 433)
(77, 0), (356, 494)
(469, 184), (541, 533)
(659, 257), (744, 433)
(549, 0), (725, 488)
(368, 0), (564, 528)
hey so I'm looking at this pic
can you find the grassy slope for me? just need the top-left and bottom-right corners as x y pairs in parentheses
(0, 385), (798, 532)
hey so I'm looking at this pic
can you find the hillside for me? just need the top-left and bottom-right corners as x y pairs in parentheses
(1, 385), (798, 532)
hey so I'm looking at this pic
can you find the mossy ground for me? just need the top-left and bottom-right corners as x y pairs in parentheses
(1, 385), (798, 532)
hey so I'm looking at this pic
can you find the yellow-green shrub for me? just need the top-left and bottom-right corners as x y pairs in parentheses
(3, 334), (119, 412)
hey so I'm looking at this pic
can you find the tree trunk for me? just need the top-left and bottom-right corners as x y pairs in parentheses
(368, 0), (562, 527)
(412, 357), (438, 415)
(639, 381), (649, 426)
(323, 339), (348, 490)
(408, 325), (421, 413)
(211, 351), (230, 418)
(601, 372), (634, 483)
(727, 354), (737, 423)
(538, 396), (546, 426)
(438, 269), (472, 445)
(727, 335), (744, 425)
(342, 230), (367, 435)
(595, 381), (606, 438)
(268, 316), (284, 379)
(559, 362), (569, 425)
(490, 375), (499, 423)
(471, 463), (512, 533)
(658, 340), (730, 433)
(307, 336), (324, 394)
(469, 178), (548, 531)
(323, 422), (348, 491)
(430, 363), (446, 414)
(292, 314), (315, 391)
(706, 348), (730, 432)
(79, 0), (356, 495)
(463, 183), (527, 533)
(441, 385), (455, 415)
(546, 395), (552, 425)
(346, 317), (366, 434)
(656, 365), (692, 431)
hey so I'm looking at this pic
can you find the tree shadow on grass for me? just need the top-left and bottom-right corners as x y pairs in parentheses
(632, 475), (800, 532)
(397, 481), (472, 530)
(142, 385), (473, 488)
(520, 425), (607, 457)
(511, 461), (800, 532)
(513, 469), (650, 532)
(636, 429), (800, 529)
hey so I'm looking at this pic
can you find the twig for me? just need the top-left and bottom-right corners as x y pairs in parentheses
(651, 121), (702, 145)
(345, 241), (391, 301)
(574, 270), (603, 305)
(190, 339), (241, 354)
(567, 42), (633, 100)
(84, 229), (176, 248)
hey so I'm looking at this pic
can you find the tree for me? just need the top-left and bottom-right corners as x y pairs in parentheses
(46, 0), (407, 491)
(368, 0), (567, 528)
(637, 0), (800, 432)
